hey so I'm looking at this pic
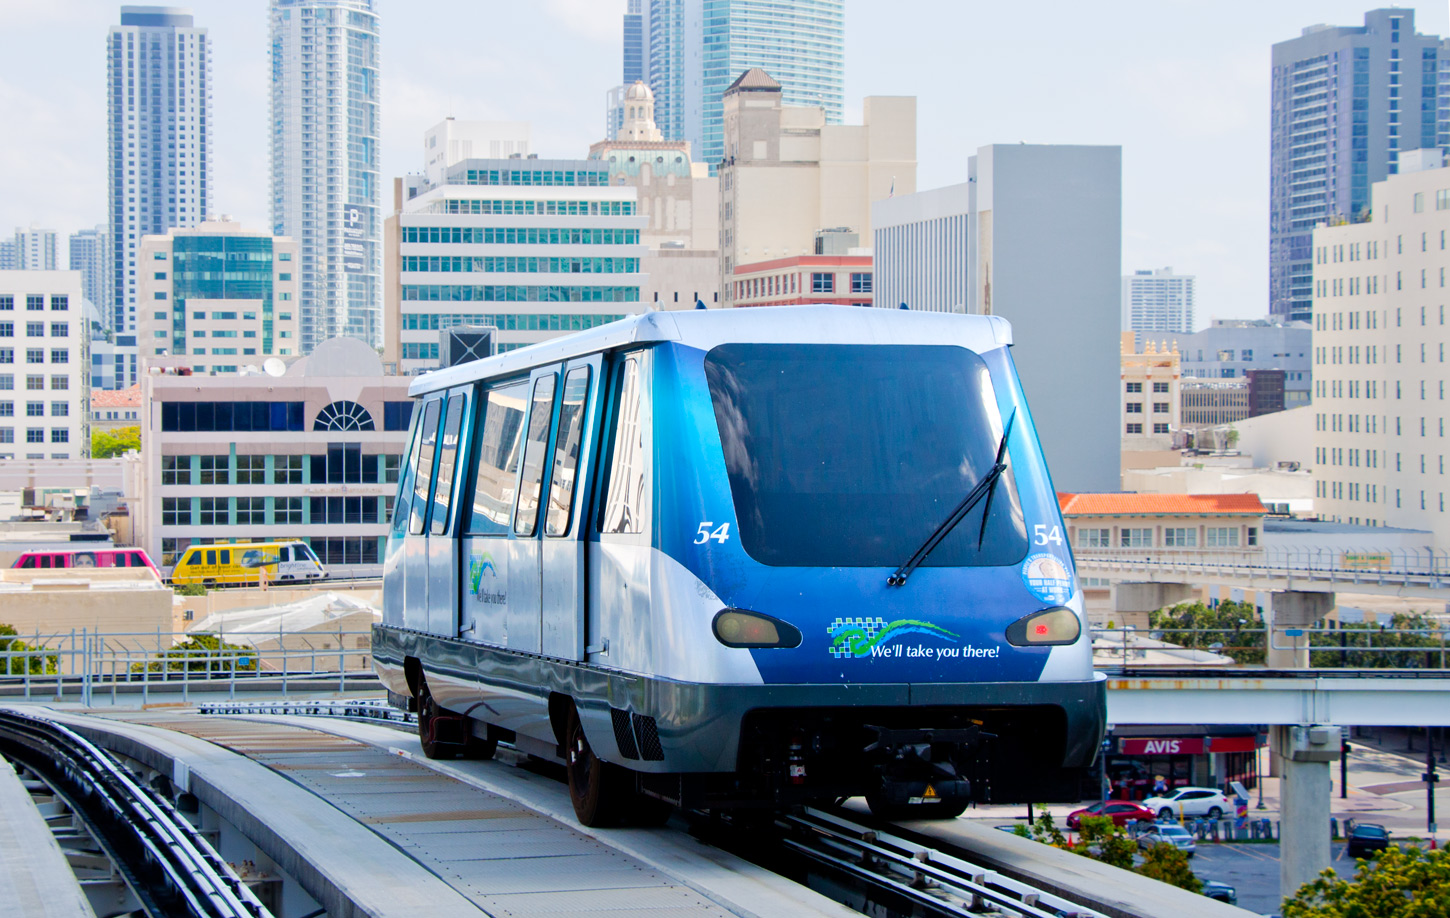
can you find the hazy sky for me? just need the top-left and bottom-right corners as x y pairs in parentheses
(2, 0), (1447, 326)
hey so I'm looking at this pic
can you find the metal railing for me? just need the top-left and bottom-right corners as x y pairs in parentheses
(1093, 624), (1450, 671)
(1076, 545), (1450, 589)
(0, 626), (378, 705)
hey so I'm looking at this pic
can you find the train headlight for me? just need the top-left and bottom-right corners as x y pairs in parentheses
(713, 609), (802, 649)
(1005, 607), (1081, 646)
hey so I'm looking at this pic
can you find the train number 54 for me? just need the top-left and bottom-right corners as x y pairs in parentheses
(694, 522), (732, 544)
(1033, 524), (1063, 546)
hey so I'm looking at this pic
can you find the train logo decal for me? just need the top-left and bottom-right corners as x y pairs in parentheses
(827, 617), (959, 659)
(469, 551), (506, 605)
(1020, 553), (1073, 604)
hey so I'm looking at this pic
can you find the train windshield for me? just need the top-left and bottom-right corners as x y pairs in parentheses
(704, 343), (1028, 568)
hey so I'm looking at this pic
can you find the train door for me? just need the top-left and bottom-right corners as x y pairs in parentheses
(506, 368), (561, 655)
(541, 356), (603, 661)
(425, 388), (469, 636)
(459, 380), (528, 644)
(403, 396), (443, 633)
(383, 403), (425, 628)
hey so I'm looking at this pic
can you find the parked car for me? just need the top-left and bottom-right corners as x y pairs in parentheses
(1065, 800), (1158, 829)
(1346, 823), (1391, 858)
(1141, 787), (1232, 821)
(1201, 880), (1237, 905)
(1137, 824), (1197, 857)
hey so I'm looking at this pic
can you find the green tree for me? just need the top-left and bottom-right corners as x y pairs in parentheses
(0, 624), (58, 675)
(131, 633), (258, 674)
(1309, 613), (1446, 669)
(1282, 844), (1450, 918)
(1149, 600), (1265, 664)
(91, 425), (141, 459)
(1076, 815), (1138, 870)
(1138, 841), (1202, 893)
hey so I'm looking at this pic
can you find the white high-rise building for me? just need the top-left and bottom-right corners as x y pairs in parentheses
(0, 271), (91, 460)
(10, 226), (59, 271)
(1311, 149), (1450, 548)
(69, 226), (112, 318)
(1122, 267), (1195, 343)
(269, 0), (381, 354)
(107, 5), (211, 387)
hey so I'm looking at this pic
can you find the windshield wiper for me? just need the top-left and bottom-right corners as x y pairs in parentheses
(887, 410), (1016, 587)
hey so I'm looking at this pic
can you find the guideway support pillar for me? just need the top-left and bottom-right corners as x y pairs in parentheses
(1275, 725), (1340, 900)
(1113, 582), (1195, 631)
(1266, 591), (1333, 775)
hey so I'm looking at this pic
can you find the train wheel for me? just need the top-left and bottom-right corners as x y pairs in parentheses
(564, 707), (627, 827)
(415, 679), (461, 760)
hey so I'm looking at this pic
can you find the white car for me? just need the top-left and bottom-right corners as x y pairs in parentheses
(1141, 787), (1231, 820)
(1137, 824), (1197, 857)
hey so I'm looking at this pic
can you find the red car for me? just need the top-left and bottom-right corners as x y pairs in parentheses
(1065, 800), (1157, 829)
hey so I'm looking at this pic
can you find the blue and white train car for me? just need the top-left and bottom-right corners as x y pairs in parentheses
(373, 305), (1106, 826)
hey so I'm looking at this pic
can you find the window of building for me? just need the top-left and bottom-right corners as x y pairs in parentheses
(1153, 422), (1170, 434)
(1120, 527), (1152, 548)
(26, 376), (43, 391)
(50, 401), (67, 417)
(274, 455), (303, 484)
(25, 349), (42, 364)
(50, 349), (68, 364)
(161, 401), (304, 433)
(49, 429), (67, 443)
(1153, 382), (1169, 393)
(1164, 527), (1197, 547)
(1206, 527), (1239, 548)
(50, 323), (67, 338)
(235, 497), (265, 525)
(1126, 402), (1143, 413)
(25, 402), (42, 417)
(1153, 402), (1169, 413)
(49, 375), (66, 390)
(850, 272), (872, 294)
(161, 497), (189, 526)
(162, 455), (191, 485)
(235, 455), (265, 485)
(275, 496), (303, 525)
(26, 296), (43, 311)
(25, 428), (42, 443)
(198, 497), (227, 526)
(811, 272), (834, 294)
(1125, 422), (1143, 434)
(1078, 528), (1110, 548)
(310, 537), (379, 567)
(1126, 382), (1142, 393)
(199, 454), (229, 486)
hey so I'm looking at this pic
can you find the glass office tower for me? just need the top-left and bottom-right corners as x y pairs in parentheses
(269, 0), (381, 352)
(649, 0), (844, 169)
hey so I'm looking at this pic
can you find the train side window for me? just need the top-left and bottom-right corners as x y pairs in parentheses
(468, 382), (527, 534)
(545, 366), (591, 537)
(430, 394), (466, 535)
(391, 406), (426, 533)
(18, 556), (34, 568)
(600, 357), (644, 534)
(513, 374), (558, 536)
(409, 398), (442, 536)
(206, 550), (216, 565)
(219, 549), (231, 565)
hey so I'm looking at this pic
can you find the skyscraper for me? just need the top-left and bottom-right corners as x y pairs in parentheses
(69, 226), (112, 318)
(1122, 267), (1195, 342)
(648, 0), (844, 168)
(269, 0), (381, 353)
(107, 5), (211, 380)
(607, 0), (651, 140)
(4, 226), (59, 271)
(1270, 8), (1449, 322)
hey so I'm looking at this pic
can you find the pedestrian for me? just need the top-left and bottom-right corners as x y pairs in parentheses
(1152, 775), (1168, 796)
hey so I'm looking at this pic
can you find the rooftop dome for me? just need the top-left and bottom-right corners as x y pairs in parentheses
(623, 80), (653, 102)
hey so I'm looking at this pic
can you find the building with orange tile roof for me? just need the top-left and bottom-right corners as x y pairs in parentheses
(91, 384), (141, 435)
(1058, 492), (1266, 556)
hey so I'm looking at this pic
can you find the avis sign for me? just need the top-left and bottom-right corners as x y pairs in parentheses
(1120, 738), (1207, 755)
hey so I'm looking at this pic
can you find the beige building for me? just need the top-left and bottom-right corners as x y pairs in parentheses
(718, 69), (915, 306)
(587, 83), (722, 310)
(91, 384), (141, 435)
(1120, 332), (1181, 452)
(1312, 149), (1450, 544)
(137, 219), (301, 376)
(1181, 380), (1250, 427)
(1060, 492), (1267, 558)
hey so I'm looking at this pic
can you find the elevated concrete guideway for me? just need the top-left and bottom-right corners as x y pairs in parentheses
(1105, 671), (1450, 727)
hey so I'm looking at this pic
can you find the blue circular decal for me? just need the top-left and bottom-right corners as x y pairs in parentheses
(1020, 553), (1073, 604)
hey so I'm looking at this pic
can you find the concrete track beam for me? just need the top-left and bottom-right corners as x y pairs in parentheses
(1113, 582), (1196, 630)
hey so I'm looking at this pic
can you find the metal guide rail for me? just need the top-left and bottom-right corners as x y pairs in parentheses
(0, 709), (271, 918)
(780, 807), (1108, 918)
(198, 697), (414, 726)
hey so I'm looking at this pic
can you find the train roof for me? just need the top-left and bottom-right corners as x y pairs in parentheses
(410, 305), (1014, 396)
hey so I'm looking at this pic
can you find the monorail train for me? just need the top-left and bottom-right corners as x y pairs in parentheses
(373, 305), (1106, 826)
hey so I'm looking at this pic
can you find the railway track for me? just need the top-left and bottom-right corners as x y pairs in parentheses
(198, 700), (1120, 918)
(0, 709), (271, 918)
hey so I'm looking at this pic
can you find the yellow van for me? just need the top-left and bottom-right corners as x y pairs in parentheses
(170, 541), (327, 586)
